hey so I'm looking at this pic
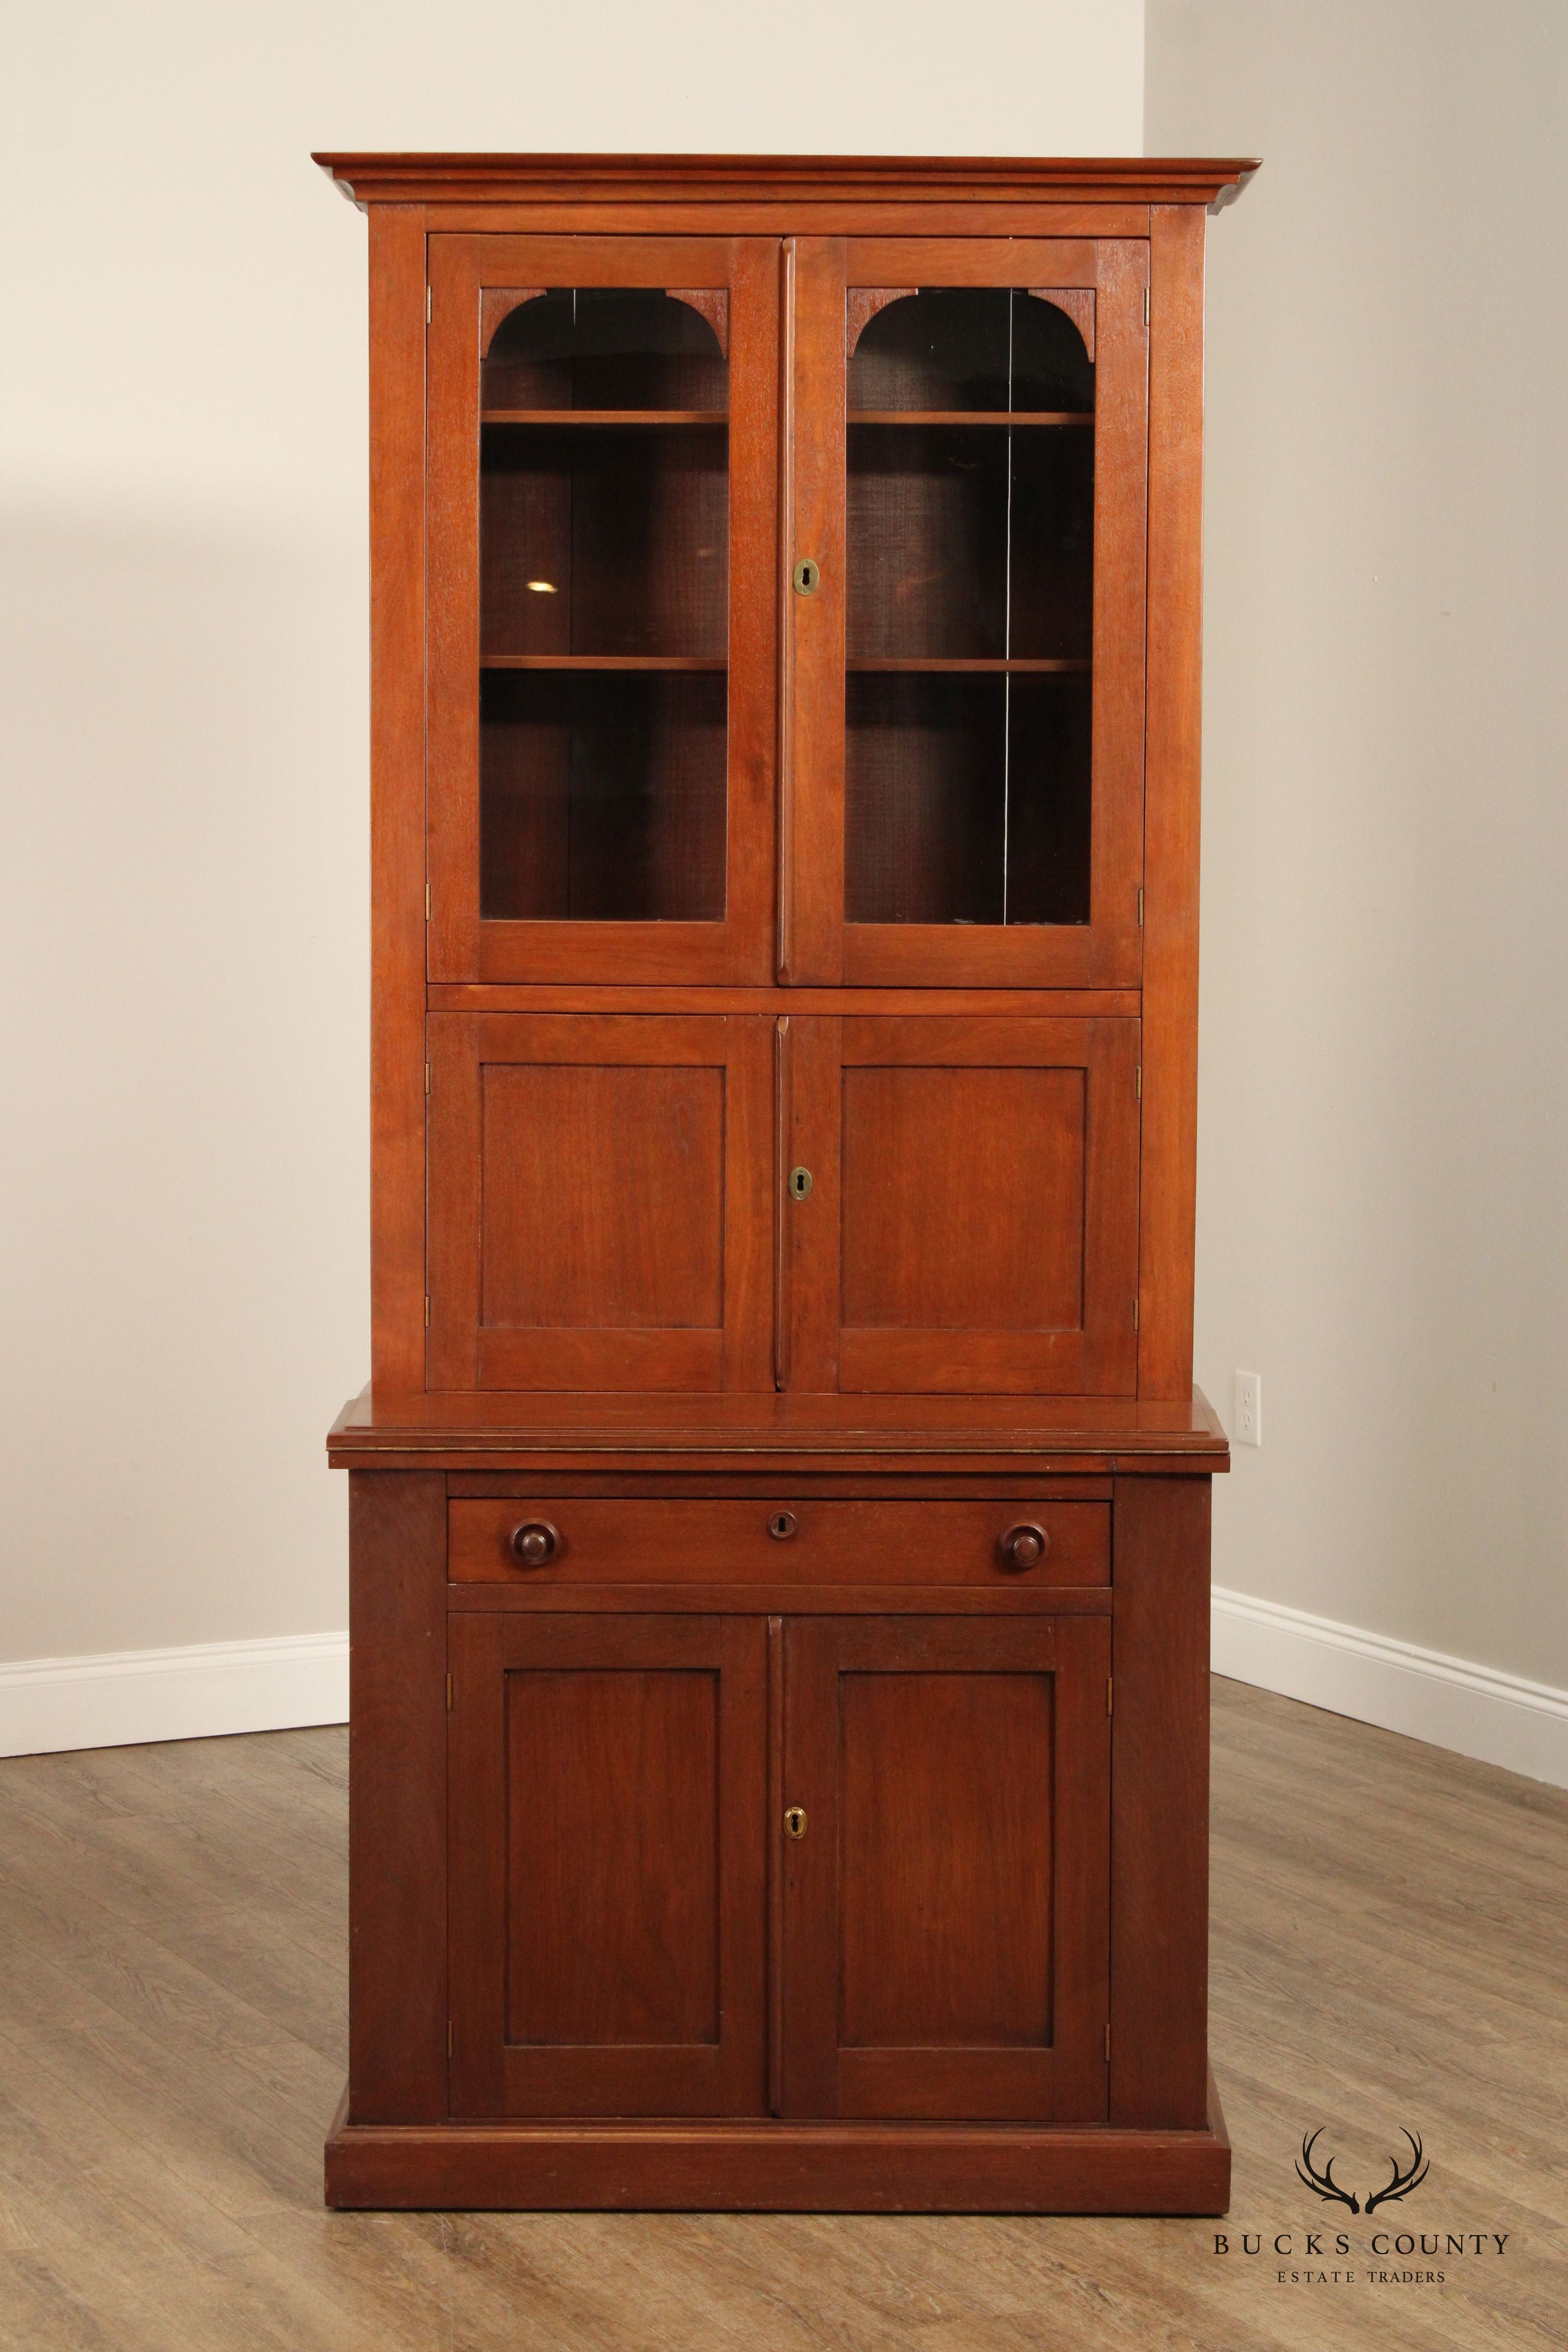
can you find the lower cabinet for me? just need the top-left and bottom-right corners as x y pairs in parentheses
(447, 1608), (1111, 2124)
(779, 1613), (1111, 2121)
(447, 1613), (768, 2118)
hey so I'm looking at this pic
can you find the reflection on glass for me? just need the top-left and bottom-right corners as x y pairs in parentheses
(479, 291), (729, 923)
(845, 289), (1093, 927)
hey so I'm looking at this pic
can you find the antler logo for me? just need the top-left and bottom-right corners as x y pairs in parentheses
(1296, 2129), (1361, 2212)
(1296, 2128), (1429, 2215)
(1364, 2131), (1429, 2214)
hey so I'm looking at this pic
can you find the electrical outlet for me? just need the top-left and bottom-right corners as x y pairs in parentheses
(1234, 1370), (1262, 1448)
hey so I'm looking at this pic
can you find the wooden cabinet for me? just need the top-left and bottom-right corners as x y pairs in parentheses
(448, 1612), (767, 2117)
(780, 1014), (1141, 1393)
(318, 150), (1255, 2218)
(779, 1615), (1110, 2122)
(426, 1011), (773, 1391)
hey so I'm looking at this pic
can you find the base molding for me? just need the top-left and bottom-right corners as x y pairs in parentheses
(324, 2075), (1231, 2214)
(1211, 1585), (1568, 1788)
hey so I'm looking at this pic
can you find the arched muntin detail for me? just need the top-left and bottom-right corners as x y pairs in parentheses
(848, 288), (1093, 413)
(481, 287), (546, 354)
(481, 288), (728, 411)
(845, 287), (917, 357)
(481, 286), (728, 360)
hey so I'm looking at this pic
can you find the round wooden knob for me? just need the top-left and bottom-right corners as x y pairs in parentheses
(998, 1522), (1048, 1571)
(510, 1520), (560, 1567)
(767, 1510), (799, 1540)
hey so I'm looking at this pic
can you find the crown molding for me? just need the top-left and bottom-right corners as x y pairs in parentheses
(312, 152), (1260, 215)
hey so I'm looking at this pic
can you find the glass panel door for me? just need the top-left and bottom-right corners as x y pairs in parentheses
(783, 240), (1147, 988)
(429, 238), (777, 984)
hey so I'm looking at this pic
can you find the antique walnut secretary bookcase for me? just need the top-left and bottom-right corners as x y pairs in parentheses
(316, 151), (1255, 2214)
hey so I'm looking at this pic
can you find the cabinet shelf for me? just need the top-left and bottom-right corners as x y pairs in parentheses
(848, 658), (1090, 674)
(849, 410), (1093, 427)
(482, 409), (728, 426)
(481, 654), (727, 671)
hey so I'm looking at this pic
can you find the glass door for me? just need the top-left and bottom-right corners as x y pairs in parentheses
(783, 239), (1148, 987)
(427, 237), (778, 983)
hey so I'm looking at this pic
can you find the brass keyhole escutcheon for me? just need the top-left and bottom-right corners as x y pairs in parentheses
(768, 1510), (798, 1540)
(784, 1805), (808, 1840)
(791, 557), (821, 596)
(789, 1165), (813, 1201)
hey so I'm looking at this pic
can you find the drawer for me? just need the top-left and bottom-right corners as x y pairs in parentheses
(447, 1498), (1109, 1586)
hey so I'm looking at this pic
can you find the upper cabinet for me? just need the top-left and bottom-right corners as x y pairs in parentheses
(425, 233), (1148, 992)
(427, 236), (780, 984)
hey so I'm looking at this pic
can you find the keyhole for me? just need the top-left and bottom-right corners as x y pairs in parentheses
(789, 1166), (812, 1201)
(791, 557), (821, 596)
(784, 1806), (808, 1840)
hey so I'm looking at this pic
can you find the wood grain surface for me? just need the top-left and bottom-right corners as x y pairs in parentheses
(0, 1681), (1559, 2343)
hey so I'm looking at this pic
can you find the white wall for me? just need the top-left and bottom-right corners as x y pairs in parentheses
(1147, 4), (1568, 1704)
(0, 5), (1143, 1690)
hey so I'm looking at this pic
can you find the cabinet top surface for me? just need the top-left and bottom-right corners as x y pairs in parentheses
(312, 151), (1260, 213)
(326, 1386), (1230, 1470)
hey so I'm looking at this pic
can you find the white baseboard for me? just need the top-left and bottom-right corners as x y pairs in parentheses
(0, 1631), (348, 1759)
(1211, 1586), (1568, 1789)
(3, 1602), (1564, 1791)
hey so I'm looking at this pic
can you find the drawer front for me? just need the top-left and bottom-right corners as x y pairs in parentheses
(448, 1498), (1109, 1586)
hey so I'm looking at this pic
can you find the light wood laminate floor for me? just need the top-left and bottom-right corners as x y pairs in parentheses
(0, 1677), (1562, 2351)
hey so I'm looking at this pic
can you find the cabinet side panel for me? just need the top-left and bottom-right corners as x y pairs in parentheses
(1138, 204), (1205, 1399)
(348, 1471), (447, 2121)
(1109, 1473), (1210, 2126)
(368, 206), (430, 1393)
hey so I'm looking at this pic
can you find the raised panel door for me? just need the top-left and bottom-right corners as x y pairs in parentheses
(779, 1014), (1141, 1393)
(427, 1011), (773, 1391)
(779, 1614), (1110, 2120)
(448, 1613), (767, 2118)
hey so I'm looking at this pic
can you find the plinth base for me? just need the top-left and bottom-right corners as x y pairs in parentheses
(325, 2073), (1230, 2214)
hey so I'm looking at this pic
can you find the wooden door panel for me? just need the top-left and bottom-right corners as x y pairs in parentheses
(783, 1016), (1140, 1394)
(428, 1011), (772, 1392)
(780, 1615), (1110, 2121)
(838, 1670), (1053, 2046)
(842, 1066), (1086, 1329)
(449, 1613), (767, 2118)
(427, 233), (778, 985)
(505, 1666), (719, 2048)
(783, 237), (1148, 989)
(481, 1061), (725, 1331)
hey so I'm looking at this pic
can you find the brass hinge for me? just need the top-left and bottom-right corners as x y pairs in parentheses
(1105, 2021), (1112, 2061)
(427, 287), (433, 326)
(1143, 285), (1150, 326)
(1107, 1676), (1113, 1716)
(1136, 886), (1144, 926)
(1135, 1064), (1142, 1100)
(446, 1671), (453, 1712)
(425, 1294), (432, 1327)
(447, 2018), (453, 2057)
(425, 1063), (431, 1096)
(425, 881), (431, 922)
(1132, 1295), (1139, 1331)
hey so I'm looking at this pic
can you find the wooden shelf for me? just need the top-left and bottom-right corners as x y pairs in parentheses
(849, 410), (1093, 427)
(481, 655), (727, 671)
(848, 658), (1090, 675)
(482, 409), (728, 426)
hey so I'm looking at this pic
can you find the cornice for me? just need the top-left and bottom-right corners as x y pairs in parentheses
(312, 152), (1260, 215)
